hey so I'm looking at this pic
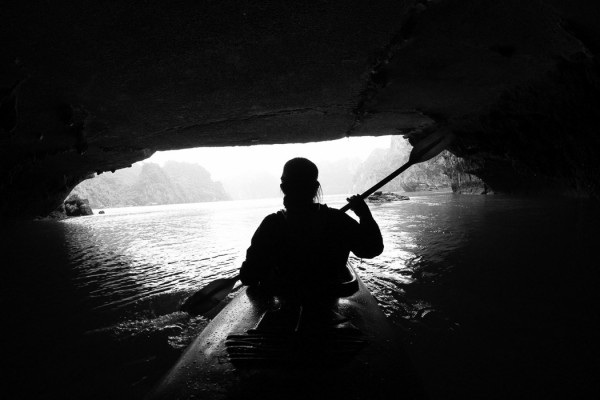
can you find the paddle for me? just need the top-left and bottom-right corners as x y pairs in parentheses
(180, 275), (239, 314)
(180, 130), (453, 315)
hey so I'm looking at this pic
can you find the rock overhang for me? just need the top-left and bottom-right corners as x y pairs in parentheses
(2, 0), (600, 219)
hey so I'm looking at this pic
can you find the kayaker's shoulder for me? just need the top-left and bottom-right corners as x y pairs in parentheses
(251, 212), (283, 232)
(319, 204), (339, 214)
(320, 204), (356, 222)
(263, 210), (286, 224)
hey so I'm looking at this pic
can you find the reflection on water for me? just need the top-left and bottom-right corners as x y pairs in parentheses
(61, 199), (283, 313)
(56, 194), (468, 325)
(18, 193), (600, 329)
(4, 193), (600, 399)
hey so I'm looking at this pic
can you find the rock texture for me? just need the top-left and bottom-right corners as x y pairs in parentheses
(442, 154), (492, 195)
(71, 162), (229, 208)
(368, 191), (410, 203)
(352, 136), (452, 193)
(64, 194), (93, 216)
(2, 0), (600, 218)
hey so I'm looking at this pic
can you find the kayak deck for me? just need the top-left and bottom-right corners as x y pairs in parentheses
(148, 266), (425, 400)
(226, 328), (367, 366)
(225, 295), (368, 367)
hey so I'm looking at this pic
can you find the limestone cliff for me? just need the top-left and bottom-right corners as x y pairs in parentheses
(353, 136), (451, 193)
(71, 162), (229, 208)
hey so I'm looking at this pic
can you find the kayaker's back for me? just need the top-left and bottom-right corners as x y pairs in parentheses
(240, 204), (381, 298)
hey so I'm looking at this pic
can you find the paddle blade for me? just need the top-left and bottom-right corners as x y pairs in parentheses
(180, 277), (238, 315)
(408, 130), (454, 164)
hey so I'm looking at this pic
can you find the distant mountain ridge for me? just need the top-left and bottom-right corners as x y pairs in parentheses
(71, 161), (230, 208)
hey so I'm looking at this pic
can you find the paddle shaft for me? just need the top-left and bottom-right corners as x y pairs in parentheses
(339, 160), (414, 213)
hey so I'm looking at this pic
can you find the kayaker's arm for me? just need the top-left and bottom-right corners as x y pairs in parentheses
(239, 214), (280, 286)
(346, 195), (384, 258)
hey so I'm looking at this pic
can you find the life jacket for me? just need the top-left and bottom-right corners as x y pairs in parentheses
(267, 204), (351, 298)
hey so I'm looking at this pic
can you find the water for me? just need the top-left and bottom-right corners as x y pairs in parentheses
(3, 193), (600, 399)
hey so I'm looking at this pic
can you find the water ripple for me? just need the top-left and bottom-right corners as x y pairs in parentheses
(59, 195), (468, 325)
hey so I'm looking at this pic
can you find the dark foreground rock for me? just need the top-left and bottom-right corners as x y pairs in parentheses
(64, 194), (94, 216)
(41, 203), (68, 220)
(451, 173), (494, 195)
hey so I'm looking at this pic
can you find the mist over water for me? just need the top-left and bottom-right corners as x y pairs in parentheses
(4, 193), (599, 399)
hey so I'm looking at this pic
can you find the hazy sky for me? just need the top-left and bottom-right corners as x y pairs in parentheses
(145, 136), (393, 180)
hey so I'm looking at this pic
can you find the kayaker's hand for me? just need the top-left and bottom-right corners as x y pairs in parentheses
(346, 195), (372, 219)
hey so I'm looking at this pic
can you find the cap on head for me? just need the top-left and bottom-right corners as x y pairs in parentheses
(281, 157), (318, 183)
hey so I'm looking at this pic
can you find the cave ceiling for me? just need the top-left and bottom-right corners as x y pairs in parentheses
(1, 0), (600, 218)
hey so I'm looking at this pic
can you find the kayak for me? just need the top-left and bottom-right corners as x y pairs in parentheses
(147, 263), (425, 400)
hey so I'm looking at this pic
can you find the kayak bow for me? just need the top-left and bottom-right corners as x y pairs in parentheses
(148, 263), (424, 400)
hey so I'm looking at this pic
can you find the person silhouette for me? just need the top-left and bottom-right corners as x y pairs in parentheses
(239, 157), (383, 301)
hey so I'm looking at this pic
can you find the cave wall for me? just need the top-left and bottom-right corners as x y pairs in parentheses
(2, 0), (600, 218)
(364, 0), (600, 197)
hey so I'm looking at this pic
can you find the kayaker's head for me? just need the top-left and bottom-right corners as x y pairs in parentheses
(280, 157), (321, 208)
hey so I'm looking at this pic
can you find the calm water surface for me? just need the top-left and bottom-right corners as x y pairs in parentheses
(4, 193), (600, 399)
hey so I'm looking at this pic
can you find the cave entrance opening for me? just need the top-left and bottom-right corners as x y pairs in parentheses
(69, 135), (451, 210)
